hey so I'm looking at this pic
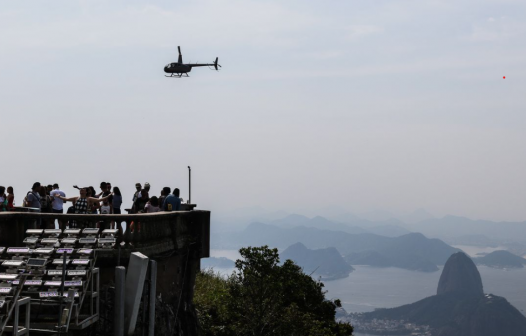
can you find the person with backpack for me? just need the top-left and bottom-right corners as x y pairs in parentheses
(24, 182), (42, 228)
(163, 188), (181, 212)
(25, 182), (42, 209)
(39, 186), (52, 213)
(38, 186), (53, 228)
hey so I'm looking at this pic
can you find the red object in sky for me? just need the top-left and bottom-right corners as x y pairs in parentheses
(503, 76), (506, 79)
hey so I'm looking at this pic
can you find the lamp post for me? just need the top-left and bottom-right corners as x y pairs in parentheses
(188, 166), (191, 204)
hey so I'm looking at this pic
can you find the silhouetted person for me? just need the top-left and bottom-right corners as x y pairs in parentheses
(6, 186), (14, 210)
(0, 186), (6, 211)
(50, 184), (66, 229)
(50, 184), (65, 214)
(159, 187), (170, 209)
(26, 182), (41, 209)
(163, 188), (181, 212)
(112, 187), (122, 214)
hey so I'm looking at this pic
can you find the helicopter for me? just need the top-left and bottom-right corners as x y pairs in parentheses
(164, 46), (221, 78)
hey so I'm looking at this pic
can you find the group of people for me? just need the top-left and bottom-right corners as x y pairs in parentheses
(0, 186), (14, 211)
(0, 182), (183, 216)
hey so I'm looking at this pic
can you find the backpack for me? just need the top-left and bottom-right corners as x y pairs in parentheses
(22, 191), (31, 207)
(40, 195), (49, 209)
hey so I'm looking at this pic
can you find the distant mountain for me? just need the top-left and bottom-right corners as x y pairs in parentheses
(272, 214), (368, 234)
(214, 223), (459, 272)
(365, 224), (412, 237)
(330, 212), (364, 224)
(437, 252), (483, 297)
(343, 232), (457, 272)
(272, 213), (411, 237)
(362, 252), (526, 336)
(473, 250), (526, 269)
(445, 234), (499, 247)
(405, 215), (526, 243)
(396, 208), (435, 224)
(332, 213), (413, 238)
(379, 233), (459, 266)
(357, 209), (396, 222)
(201, 257), (235, 269)
(212, 207), (291, 232)
(281, 243), (354, 280)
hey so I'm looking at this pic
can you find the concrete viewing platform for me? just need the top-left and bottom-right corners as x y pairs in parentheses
(0, 210), (211, 335)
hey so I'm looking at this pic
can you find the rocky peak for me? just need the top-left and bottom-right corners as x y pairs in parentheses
(437, 252), (483, 297)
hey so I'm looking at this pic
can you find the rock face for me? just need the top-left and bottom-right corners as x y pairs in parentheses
(281, 242), (354, 280)
(363, 252), (526, 336)
(473, 250), (526, 269)
(437, 252), (483, 296)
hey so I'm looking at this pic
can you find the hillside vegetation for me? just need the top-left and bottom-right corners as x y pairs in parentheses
(194, 246), (354, 336)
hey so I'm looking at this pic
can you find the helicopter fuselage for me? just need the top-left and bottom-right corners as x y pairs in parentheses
(164, 63), (192, 74)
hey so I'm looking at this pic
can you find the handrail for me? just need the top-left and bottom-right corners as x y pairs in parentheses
(0, 210), (195, 220)
(0, 210), (211, 260)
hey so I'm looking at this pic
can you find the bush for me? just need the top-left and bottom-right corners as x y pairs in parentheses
(195, 246), (353, 336)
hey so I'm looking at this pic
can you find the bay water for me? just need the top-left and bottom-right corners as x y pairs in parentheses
(209, 249), (526, 316)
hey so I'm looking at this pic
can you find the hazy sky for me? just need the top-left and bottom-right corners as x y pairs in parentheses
(1, 0), (526, 221)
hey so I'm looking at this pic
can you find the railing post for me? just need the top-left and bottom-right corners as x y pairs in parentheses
(133, 219), (140, 246)
(149, 260), (157, 336)
(124, 221), (132, 248)
(115, 266), (126, 336)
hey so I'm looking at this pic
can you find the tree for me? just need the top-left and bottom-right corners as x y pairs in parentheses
(194, 246), (353, 336)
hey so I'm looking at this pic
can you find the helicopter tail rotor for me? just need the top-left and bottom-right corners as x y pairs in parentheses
(214, 57), (221, 71)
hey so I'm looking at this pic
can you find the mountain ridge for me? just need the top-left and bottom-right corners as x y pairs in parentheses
(362, 252), (526, 336)
(214, 222), (459, 272)
(281, 242), (354, 280)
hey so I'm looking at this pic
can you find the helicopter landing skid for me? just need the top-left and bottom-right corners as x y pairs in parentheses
(165, 73), (189, 78)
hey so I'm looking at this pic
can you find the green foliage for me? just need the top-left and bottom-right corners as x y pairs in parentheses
(194, 268), (237, 336)
(195, 246), (353, 336)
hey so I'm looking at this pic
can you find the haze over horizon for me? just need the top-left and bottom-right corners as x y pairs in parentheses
(2, 0), (526, 222)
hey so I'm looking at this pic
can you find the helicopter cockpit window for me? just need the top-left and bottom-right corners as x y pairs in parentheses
(166, 64), (171, 68)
